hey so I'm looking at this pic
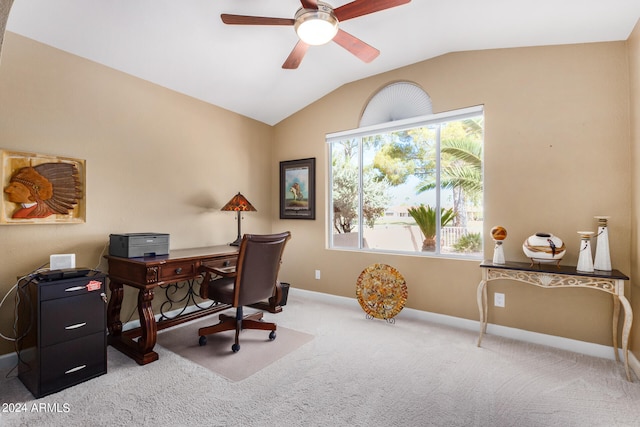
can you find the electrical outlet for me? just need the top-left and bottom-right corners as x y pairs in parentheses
(315, 270), (321, 280)
(494, 292), (505, 307)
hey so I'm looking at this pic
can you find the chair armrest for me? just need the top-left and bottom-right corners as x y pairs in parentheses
(198, 265), (237, 299)
(200, 264), (236, 278)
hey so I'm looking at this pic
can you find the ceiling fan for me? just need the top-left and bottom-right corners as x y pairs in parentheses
(221, 0), (411, 69)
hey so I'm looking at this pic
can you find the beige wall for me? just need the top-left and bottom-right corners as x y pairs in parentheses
(275, 42), (632, 349)
(0, 33), (274, 356)
(629, 20), (640, 362)
(0, 29), (637, 359)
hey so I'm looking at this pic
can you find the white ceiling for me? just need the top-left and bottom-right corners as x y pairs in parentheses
(5, 0), (640, 125)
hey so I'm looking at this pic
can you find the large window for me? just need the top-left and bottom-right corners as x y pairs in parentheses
(328, 106), (484, 258)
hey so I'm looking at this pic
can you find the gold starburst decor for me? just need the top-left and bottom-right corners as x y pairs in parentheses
(356, 264), (408, 322)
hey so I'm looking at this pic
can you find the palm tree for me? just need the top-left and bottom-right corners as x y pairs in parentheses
(417, 131), (483, 227)
(407, 204), (456, 251)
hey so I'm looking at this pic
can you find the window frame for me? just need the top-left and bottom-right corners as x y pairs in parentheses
(327, 105), (484, 258)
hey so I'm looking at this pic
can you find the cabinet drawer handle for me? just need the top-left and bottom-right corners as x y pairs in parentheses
(65, 322), (87, 330)
(175, 267), (183, 274)
(65, 286), (86, 292)
(65, 365), (86, 374)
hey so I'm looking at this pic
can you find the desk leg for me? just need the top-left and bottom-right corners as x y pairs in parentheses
(618, 294), (633, 382)
(612, 295), (620, 362)
(107, 284), (159, 365)
(135, 288), (159, 364)
(477, 279), (488, 347)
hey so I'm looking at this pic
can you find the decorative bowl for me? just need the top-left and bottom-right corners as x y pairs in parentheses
(522, 232), (566, 263)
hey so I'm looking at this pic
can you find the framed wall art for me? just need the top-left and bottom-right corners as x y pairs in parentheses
(1, 149), (86, 224)
(280, 157), (315, 220)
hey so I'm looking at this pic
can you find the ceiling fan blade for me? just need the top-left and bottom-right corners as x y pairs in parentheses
(332, 29), (379, 63)
(221, 14), (295, 26)
(300, 0), (318, 9)
(282, 41), (310, 69)
(334, 0), (411, 22)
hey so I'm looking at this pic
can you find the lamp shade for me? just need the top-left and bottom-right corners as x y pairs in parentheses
(221, 192), (257, 212)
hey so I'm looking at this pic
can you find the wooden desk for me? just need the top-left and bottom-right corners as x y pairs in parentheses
(476, 260), (633, 381)
(106, 245), (241, 365)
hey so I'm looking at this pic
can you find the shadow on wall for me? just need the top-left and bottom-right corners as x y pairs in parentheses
(0, 1), (14, 64)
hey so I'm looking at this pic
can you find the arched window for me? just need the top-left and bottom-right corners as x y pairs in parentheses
(359, 81), (433, 127)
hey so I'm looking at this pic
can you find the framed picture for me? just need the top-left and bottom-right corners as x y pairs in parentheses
(280, 158), (315, 220)
(1, 149), (86, 224)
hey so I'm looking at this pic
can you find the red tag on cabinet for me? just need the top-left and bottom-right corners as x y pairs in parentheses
(86, 280), (102, 291)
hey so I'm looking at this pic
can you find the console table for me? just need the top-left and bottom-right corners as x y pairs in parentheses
(106, 245), (280, 365)
(476, 260), (633, 381)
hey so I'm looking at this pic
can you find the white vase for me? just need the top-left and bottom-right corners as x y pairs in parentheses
(576, 231), (594, 273)
(492, 240), (505, 264)
(522, 232), (566, 264)
(594, 216), (611, 271)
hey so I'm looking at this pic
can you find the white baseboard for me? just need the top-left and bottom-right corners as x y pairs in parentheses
(3, 287), (638, 379)
(630, 351), (640, 379)
(291, 287), (638, 366)
(0, 303), (221, 371)
(0, 351), (16, 371)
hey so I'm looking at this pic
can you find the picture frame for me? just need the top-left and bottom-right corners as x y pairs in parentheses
(280, 157), (315, 220)
(1, 149), (86, 224)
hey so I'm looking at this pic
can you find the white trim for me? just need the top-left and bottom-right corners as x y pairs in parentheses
(326, 104), (484, 142)
(630, 350), (640, 379)
(0, 304), (232, 371)
(290, 287), (634, 363)
(0, 351), (17, 370)
(2, 287), (636, 377)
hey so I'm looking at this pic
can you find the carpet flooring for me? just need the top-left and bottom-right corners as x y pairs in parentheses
(2, 289), (640, 426)
(156, 311), (314, 381)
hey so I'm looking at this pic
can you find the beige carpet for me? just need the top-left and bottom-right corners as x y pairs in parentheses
(156, 310), (314, 382)
(3, 290), (640, 426)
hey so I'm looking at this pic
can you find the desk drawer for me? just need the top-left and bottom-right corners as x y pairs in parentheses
(159, 260), (197, 282)
(202, 256), (236, 270)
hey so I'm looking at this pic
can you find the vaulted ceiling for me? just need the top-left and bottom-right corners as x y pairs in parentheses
(5, 0), (640, 125)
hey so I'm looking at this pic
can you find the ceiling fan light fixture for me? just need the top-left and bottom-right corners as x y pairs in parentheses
(294, 4), (338, 46)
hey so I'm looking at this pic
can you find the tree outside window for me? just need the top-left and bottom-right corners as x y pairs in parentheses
(329, 106), (484, 257)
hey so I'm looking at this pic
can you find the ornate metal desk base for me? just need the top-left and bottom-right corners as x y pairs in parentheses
(105, 245), (239, 365)
(476, 260), (632, 382)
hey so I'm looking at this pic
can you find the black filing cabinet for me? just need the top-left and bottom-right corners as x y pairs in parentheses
(17, 271), (107, 398)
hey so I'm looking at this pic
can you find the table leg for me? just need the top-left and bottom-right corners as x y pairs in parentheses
(612, 294), (620, 362)
(618, 294), (633, 382)
(477, 279), (488, 347)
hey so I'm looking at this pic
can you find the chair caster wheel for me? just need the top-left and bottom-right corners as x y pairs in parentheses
(232, 343), (240, 353)
(269, 331), (276, 340)
(199, 336), (207, 346)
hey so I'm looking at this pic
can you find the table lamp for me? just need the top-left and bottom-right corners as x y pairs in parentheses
(221, 192), (256, 246)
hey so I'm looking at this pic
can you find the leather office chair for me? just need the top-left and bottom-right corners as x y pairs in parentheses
(197, 231), (291, 352)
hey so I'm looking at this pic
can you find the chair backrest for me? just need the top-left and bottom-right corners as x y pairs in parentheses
(233, 231), (291, 307)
